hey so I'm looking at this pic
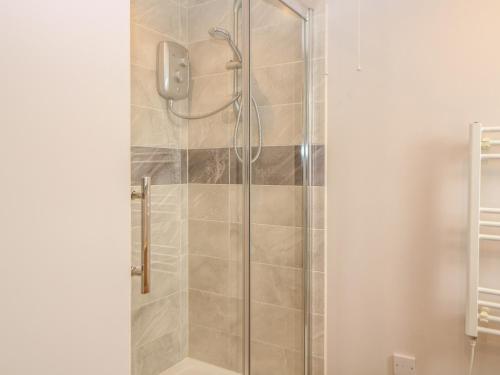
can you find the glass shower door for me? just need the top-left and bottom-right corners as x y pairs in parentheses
(130, 0), (322, 373)
(242, 0), (316, 374)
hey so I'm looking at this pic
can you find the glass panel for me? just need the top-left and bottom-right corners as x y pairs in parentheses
(249, 1), (307, 374)
(130, 0), (244, 373)
(130, 0), (323, 374)
(130, 0), (189, 373)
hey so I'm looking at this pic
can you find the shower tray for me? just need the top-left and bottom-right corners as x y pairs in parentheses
(160, 358), (239, 375)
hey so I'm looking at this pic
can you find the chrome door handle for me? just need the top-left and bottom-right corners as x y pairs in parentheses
(131, 176), (151, 294)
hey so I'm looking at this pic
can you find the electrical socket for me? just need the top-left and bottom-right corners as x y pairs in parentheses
(393, 354), (416, 375)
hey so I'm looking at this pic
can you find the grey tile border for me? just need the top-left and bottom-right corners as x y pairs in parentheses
(130, 145), (324, 186)
(131, 147), (186, 185)
(231, 145), (325, 186)
(188, 148), (229, 184)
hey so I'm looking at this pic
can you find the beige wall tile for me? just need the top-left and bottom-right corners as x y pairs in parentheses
(232, 223), (304, 269)
(251, 185), (303, 226)
(189, 289), (242, 335)
(227, 259), (243, 299)
(132, 0), (187, 42)
(152, 253), (181, 273)
(179, 254), (189, 287)
(189, 39), (232, 77)
(178, 290), (189, 358)
(312, 313), (324, 358)
(229, 184), (243, 223)
(311, 229), (325, 272)
(189, 324), (242, 372)
(132, 331), (182, 375)
(140, 252), (179, 274)
(313, 58), (325, 103)
(251, 224), (303, 268)
(312, 186), (325, 229)
(312, 101), (325, 145)
(188, 184), (229, 221)
(187, 69), (233, 150)
(252, 20), (303, 68)
(190, 73), (233, 113)
(131, 23), (165, 70)
(131, 184), (185, 213)
(131, 65), (165, 110)
(251, 263), (303, 309)
(131, 270), (180, 310)
(251, 302), (304, 350)
(312, 271), (324, 314)
(229, 223), (243, 263)
(186, 0), (213, 6)
(250, 340), (302, 375)
(252, 62), (304, 106)
(132, 211), (181, 248)
(187, 0), (232, 42)
(188, 219), (230, 258)
(189, 255), (229, 294)
(259, 103), (303, 146)
(188, 111), (234, 149)
(250, 0), (299, 29)
(132, 294), (181, 347)
(131, 106), (185, 148)
(156, 184), (187, 218)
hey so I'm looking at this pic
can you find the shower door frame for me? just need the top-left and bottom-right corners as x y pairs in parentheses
(240, 2), (314, 375)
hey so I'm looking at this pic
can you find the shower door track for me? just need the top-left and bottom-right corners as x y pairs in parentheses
(240, 1), (314, 375)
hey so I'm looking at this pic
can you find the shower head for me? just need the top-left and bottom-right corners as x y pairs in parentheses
(208, 27), (242, 62)
(208, 27), (231, 40)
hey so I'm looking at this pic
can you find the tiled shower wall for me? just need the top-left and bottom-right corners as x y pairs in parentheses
(130, 1), (189, 374)
(130, 0), (326, 374)
(186, 0), (326, 375)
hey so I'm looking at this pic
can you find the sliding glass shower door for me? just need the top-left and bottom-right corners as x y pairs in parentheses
(130, 0), (323, 373)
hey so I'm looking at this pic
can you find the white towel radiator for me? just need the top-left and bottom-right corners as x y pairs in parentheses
(467, 122), (500, 338)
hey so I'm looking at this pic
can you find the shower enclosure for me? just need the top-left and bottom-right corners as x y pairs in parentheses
(130, 0), (325, 374)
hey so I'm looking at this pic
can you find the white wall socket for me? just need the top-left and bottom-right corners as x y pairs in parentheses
(393, 354), (416, 375)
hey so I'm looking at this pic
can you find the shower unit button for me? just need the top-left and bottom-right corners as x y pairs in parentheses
(157, 41), (190, 100)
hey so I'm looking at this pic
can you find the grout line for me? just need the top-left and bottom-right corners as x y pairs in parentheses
(188, 293), (305, 315)
(131, 104), (166, 113)
(188, 287), (305, 312)
(131, 62), (156, 72)
(250, 260), (304, 271)
(190, 322), (305, 353)
(253, 59), (304, 71)
(132, 290), (181, 312)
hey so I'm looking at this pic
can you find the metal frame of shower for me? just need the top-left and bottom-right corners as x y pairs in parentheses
(241, 1), (314, 374)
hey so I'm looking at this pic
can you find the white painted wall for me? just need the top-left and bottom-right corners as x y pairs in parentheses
(327, 0), (500, 374)
(0, 1), (130, 374)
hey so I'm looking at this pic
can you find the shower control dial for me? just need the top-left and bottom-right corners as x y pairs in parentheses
(174, 71), (183, 83)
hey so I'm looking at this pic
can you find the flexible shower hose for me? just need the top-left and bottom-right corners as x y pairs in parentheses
(167, 94), (263, 163)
